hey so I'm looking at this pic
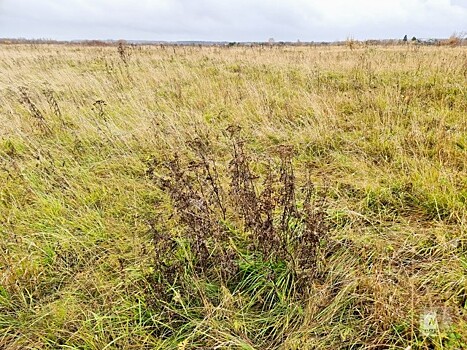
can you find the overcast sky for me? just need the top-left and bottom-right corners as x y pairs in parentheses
(0, 0), (466, 42)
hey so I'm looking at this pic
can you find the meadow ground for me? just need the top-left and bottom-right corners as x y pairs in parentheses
(0, 43), (466, 349)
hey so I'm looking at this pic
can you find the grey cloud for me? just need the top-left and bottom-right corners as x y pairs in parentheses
(452, 0), (467, 8)
(0, 0), (465, 41)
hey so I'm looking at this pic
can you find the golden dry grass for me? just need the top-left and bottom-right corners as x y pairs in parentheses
(0, 43), (466, 349)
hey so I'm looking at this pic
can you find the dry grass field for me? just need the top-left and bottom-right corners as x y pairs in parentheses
(0, 43), (466, 349)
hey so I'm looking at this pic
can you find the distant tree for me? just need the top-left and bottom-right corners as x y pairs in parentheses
(411, 36), (417, 41)
(403, 35), (408, 42)
(346, 36), (357, 50)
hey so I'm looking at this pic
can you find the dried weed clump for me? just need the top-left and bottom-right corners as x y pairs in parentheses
(150, 126), (329, 295)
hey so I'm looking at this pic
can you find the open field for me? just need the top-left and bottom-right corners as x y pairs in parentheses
(0, 43), (466, 349)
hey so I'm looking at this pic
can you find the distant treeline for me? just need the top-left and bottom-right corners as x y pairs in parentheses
(0, 37), (465, 47)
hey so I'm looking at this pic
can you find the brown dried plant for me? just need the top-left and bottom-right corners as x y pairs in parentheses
(153, 126), (329, 289)
(18, 86), (51, 133)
